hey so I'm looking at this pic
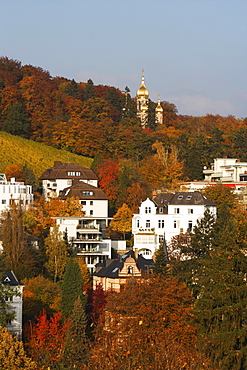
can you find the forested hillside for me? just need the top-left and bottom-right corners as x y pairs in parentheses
(1, 56), (247, 210)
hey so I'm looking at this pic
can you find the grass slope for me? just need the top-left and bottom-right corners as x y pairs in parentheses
(0, 132), (93, 178)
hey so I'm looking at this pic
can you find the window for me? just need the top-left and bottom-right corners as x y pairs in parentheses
(53, 183), (57, 187)
(145, 207), (151, 213)
(137, 219), (140, 228)
(90, 210), (93, 215)
(174, 208), (180, 214)
(82, 191), (93, 196)
(2, 200), (6, 204)
(188, 208), (193, 214)
(68, 171), (81, 177)
(177, 195), (183, 200)
(186, 195), (192, 200)
(188, 221), (193, 231)
(81, 201), (86, 205)
(158, 220), (164, 228)
(90, 201), (93, 205)
(159, 207), (163, 213)
(67, 179), (72, 185)
(174, 220), (177, 228)
(146, 220), (150, 228)
(128, 266), (134, 274)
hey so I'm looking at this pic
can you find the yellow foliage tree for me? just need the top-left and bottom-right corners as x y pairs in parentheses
(0, 328), (36, 370)
(110, 203), (132, 240)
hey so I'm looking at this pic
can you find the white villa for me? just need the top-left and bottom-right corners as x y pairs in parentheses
(132, 191), (216, 258)
(0, 174), (33, 213)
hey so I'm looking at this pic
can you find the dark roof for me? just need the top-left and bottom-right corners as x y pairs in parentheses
(94, 250), (153, 279)
(39, 161), (98, 181)
(59, 181), (108, 200)
(153, 191), (216, 207)
(2, 271), (24, 286)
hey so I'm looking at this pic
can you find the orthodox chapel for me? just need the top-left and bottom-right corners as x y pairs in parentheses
(136, 70), (163, 127)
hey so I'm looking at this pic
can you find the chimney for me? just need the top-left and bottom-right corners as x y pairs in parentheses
(54, 161), (62, 168)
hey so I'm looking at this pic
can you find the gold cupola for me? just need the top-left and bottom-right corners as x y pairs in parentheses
(155, 95), (163, 113)
(136, 69), (149, 98)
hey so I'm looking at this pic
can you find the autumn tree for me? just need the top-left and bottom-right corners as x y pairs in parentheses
(22, 275), (61, 326)
(0, 327), (36, 370)
(88, 275), (210, 370)
(44, 226), (69, 282)
(26, 310), (68, 369)
(5, 163), (25, 182)
(1, 203), (37, 279)
(110, 203), (132, 240)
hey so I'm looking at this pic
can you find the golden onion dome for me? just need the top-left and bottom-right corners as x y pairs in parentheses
(136, 70), (149, 98)
(155, 95), (163, 112)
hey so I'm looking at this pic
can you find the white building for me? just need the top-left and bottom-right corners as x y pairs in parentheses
(39, 161), (98, 201)
(203, 158), (247, 183)
(0, 174), (33, 213)
(54, 216), (126, 273)
(2, 271), (24, 340)
(132, 191), (216, 258)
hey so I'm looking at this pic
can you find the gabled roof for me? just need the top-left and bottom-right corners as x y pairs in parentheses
(2, 271), (24, 286)
(39, 161), (98, 181)
(169, 191), (216, 206)
(94, 250), (153, 279)
(153, 191), (216, 207)
(59, 181), (108, 200)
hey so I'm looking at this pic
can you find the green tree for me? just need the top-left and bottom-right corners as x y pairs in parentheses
(63, 297), (88, 368)
(84, 78), (95, 100)
(44, 226), (69, 282)
(2, 103), (30, 138)
(60, 258), (85, 318)
(0, 327), (36, 369)
(153, 242), (169, 275)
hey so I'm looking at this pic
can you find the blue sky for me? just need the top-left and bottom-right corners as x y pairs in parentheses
(1, 0), (247, 118)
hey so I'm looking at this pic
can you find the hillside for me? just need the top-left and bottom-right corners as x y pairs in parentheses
(0, 131), (92, 179)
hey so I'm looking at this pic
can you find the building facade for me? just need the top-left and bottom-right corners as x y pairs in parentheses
(2, 271), (24, 340)
(39, 161), (98, 201)
(132, 191), (216, 258)
(93, 250), (153, 292)
(203, 158), (247, 183)
(0, 174), (33, 213)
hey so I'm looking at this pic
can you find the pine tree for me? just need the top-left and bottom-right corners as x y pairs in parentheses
(84, 79), (95, 100)
(63, 297), (88, 368)
(153, 241), (169, 275)
(60, 258), (85, 318)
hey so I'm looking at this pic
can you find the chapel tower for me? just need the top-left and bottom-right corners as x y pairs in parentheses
(155, 94), (163, 125)
(136, 69), (149, 128)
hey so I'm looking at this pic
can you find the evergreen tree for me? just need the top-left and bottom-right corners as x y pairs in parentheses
(153, 241), (169, 275)
(2, 103), (30, 138)
(63, 297), (88, 367)
(84, 79), (95, 100)
(60, 258), (85, 318)
(64, 79), (80, 100)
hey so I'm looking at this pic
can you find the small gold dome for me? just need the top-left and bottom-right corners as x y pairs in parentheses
(136, 70), (149, 98)
(155, 96), (163, 112)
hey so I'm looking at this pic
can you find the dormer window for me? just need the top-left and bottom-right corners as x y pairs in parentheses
(67, 171), (81, 177)
(82, 191), (93, 196)
(145, 207), (151, 213)
(186, 195), (192, 200)
(177, 195), (183, 200)
(159, 207), (163, 213)
(128, 266), (134, 274)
